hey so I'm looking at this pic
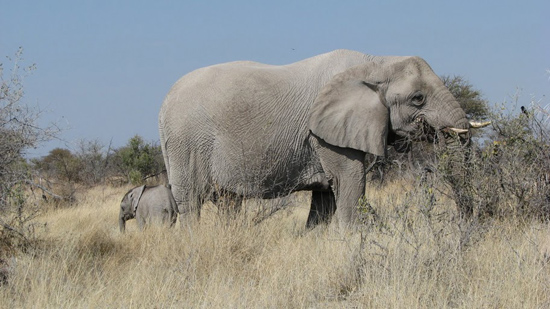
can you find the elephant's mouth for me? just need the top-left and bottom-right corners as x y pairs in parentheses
(413, 116), (437, 141)
(393, 117), (485, 146)
(392, 116), (424, 137)
(408, 116), (468, 142)
(415, 116), (476, 136)
(396, 116), (431, 137)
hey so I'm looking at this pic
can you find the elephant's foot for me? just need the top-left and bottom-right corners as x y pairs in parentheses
(178, 212), (200, 233)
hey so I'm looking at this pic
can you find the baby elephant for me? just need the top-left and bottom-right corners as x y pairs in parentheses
(119, 185), (178, 232)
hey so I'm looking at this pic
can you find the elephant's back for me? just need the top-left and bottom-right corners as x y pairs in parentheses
(161, 61), (287, 116)
(161, 49), (371, 113)
(139, 186), (172, 207)
(160, 60), (304, 136)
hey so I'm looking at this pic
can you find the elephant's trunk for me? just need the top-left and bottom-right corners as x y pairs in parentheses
(431, 94), (476, 218)
(430, 88), (470, 133)
(119, 213), (126, 233)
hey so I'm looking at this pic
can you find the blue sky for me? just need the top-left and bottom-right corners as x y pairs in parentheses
(1, 1), (549, 157)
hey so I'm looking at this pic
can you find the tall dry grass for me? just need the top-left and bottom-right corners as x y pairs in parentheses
(1, 183), (550, 308)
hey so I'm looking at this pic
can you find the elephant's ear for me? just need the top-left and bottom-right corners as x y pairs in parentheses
(309, 73), (389, 156)
(132, 185), (146, 214)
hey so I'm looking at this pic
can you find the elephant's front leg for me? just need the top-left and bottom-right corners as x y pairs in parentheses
(136, 214), (146, 231)
(332, 171), (366, 229)
(314, 138), (366, 230)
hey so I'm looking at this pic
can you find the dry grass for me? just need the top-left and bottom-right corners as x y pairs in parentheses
(1, 183), (550, 308)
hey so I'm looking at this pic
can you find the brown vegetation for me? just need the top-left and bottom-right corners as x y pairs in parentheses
(0, 183), (549, 308)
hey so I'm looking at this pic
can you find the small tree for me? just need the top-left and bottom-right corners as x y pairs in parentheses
(33, 148), (81, 183)
(0, 48), (59, 253)
(441, 75), (489, 120)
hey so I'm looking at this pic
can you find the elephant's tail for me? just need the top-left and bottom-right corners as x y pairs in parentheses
(168, 187), (179, 225)
(158, 105), (170, 181)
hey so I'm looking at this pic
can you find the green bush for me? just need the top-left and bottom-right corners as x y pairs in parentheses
(114, 135), (164, 185)
(32, 148), (81, 182)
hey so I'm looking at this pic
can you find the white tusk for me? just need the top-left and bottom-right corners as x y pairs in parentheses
(469, 120), (491, 128)
(449, 128), (469, 134)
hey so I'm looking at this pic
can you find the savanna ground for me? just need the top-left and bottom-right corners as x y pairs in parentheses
(1, 179), (550, 308)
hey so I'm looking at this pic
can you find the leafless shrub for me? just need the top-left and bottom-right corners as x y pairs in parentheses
(381, 95), (550, 223)
(436, 100), (550, 221)
(75, 139), (112, 186)
(0, 48), (59, 256)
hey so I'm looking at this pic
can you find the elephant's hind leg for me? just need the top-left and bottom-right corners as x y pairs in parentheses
(306, 190), (336, 228)
(213, 191), (243, 219)
(178, 197), (203, 230)
(160, 209), (177, 228)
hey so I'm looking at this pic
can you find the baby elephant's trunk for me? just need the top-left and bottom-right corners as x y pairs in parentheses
(119, 212), (126, 233)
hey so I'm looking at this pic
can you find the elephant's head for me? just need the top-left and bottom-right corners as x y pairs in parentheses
(119, 185), (146, 233)
(309, 56), (471, 156)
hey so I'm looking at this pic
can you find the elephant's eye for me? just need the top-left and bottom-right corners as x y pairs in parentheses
(411, 93), (425, 106)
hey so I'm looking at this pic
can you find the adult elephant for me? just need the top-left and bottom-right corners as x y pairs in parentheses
(159, 49), (471, 230)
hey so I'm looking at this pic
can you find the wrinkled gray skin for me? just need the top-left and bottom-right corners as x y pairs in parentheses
(158, 49), (470, 230)
(119, 185), (178, 232)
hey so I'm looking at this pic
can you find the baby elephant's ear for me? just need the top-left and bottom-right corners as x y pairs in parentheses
(309, 73), (389, 156)
(132, 185), (146, 213)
